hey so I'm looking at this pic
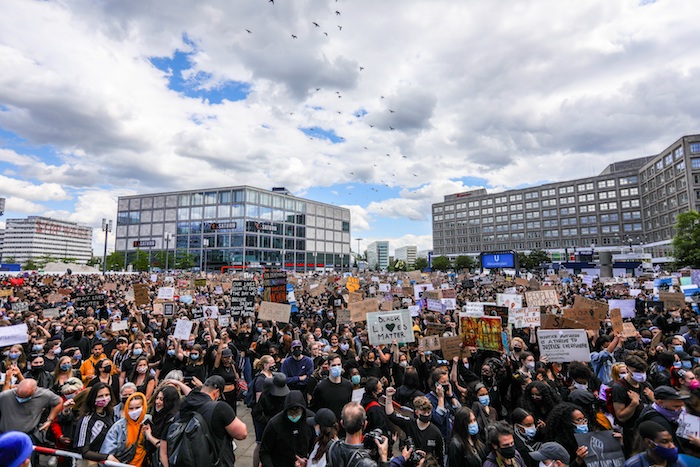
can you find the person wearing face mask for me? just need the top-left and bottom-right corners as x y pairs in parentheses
(119, 341), (146, 387)
(611, 356), (656, 456)
(361, 377), (391, 438)
(51, 377), (84, 466)
(529, 442), (571, 467)
(43, 340), (62, 373)
(625, 421), (687, 467)
(482, 421), (527, 467)
(129, 356), (155, 400)
(1, 344), (27, 375)
(520, 381), (562, 429)
(155, 336), (184, 381)
(447, 406), (487, 467)
(114, 382), (137, 422)
(0, 378), (63, 437)
(634, 386), (689, 455)
(281, 340), (315, 392)
(543, 403), (589, 466)
(183, 343), (207, 387)
(73, 383), (120, 464)
(511, 408), (542, 467)
(675, 368), (700, 395)
(101, 392), (150, 466)
(650, 351), (676, 388)
(62, 325), (90, 360)
(311, 354), (353, 420)
(259, 389), (315, 467)
(80, 341), (115, 385)
(23, 354), (53, 388)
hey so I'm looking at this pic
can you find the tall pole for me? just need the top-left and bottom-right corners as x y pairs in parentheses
(101, 218), (112, 275)
(356, 237), (363, 265)
(203, 239), (209, 273)
(164, 232), (172, 271)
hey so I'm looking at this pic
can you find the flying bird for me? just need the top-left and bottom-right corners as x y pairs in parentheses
(389, 126), (395, 130)
(315, 88), (320, 91)
(291, 34), (297, 39)
(246, 29), (252, 33)
(386, 154), (390, 157)
(364, 146), (368, 149)
(337, 111), (342, 114)
(313, 22), (320, 27)
(369, 124), (374, 128)
(380, 96), (385, 99)
(336, 10), (341, 15)
(338, 25), (342, 30)
(402, 155), (407, 159)
(359, 66), (364, 71)
(324, 32), (328, 36)
(389, 109), (395, 113)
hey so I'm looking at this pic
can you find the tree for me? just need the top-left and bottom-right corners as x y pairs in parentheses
(153, 250), (176, 270)
(131, 250), (151, 272)
(454, 255), (476, 271)
(517, 252), (530, 270)
(414, 257), (428, 271)
(4, 257), (16, 264)
(528, 249), (550, 269)
(673, 210), (700, 268)
(86, 257), (101, 267)
(23, 259), (40, 270)
(431, 255), (451, 271)
(106, 251), (125, 271)
(174, 250), (197, 270)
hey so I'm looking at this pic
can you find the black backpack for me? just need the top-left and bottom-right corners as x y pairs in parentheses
(244, 373), (262, 408)
(166, 402), (220, 467)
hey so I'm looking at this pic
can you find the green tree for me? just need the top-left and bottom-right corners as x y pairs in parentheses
(23, 259), (40, 270)
(60, 257), (78, 264)
(4, 257), (16, 264)
(86, 257), (101, 267)
(174, 250), (197, 270)
(431, 255), (451, 271)
(517, 252), (530, 270)
(673, 210), (700, 268)
(528, 249), (550, 268)
(414, 257), (428, 270)
(131, 250), (151, 272)
(153, 250), (176, 270)
(454, 255), (476, 271)
(106, 251), (125, 271)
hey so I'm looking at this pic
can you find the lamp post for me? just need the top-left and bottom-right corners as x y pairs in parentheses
(164, 232), (173, 271)
(202, 239), (209, 273)
(356, 237), (363, 265)
(101, 218), (112, 275)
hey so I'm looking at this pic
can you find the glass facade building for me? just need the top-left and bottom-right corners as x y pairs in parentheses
(115, 186), (351, 272)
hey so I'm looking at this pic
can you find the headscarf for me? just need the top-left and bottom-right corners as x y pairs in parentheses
(124, 392), (148, 466)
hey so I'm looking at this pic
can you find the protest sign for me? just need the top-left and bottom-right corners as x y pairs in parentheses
(133, 284), (150, 306)
(609, 308), (624, 334)
(574, 431), (625, 467)
(111, 320), (128, 332)
(572, 295), (609, 316)
(418, 335), (442, 351)
(380, 299), (394, 311)
(157, 287), (175, 300)
(515, 278), (529, 287)
(424, 290), (442, 300)
(513, 308), (541, 329)
(230, 280), (257, 318)
(203, 305), (219, 319)
(11, 302), (29, 312)
(677, 411), (700, 439)
(538, 329), (591, 362)
(441, 289), (456, 299)
(192, 308), (205, 322)
(413, 283), (434, 300)
(426, 298), (445, 313)
(367, 309), (415, 345)
(408, 271), (422, 282)
(42, 276), (54, 285)
(173, 319), (194, 341)
(622, 322), (637, 338)
(104, 282), (117, 291)
(425, 322), (447, 337)
(0, 289), (13, 297)
(460, 316), (503, 352)
(528, 278), (540, 290)
(525, 290), (559, 307)
(163, 303), (175, 317)
(349, 299), (380, 322)
(441, 298), (457, 310)
(258, 301), (292, 323)
(378, 283), (390, 293)
(336, 310), (352, 325)
(43, 308), (60, 318)
(540, 313), (580, 330)
(309, 284), (326, 298)
(408, 305), (420, 317)
(659, 292), (686, 309)
(194, 278), (207, 287)
(0, 324), (28, 347)
(441, 336), (465, 361)
(75, 294), (106, 309)
(564, 306), (607, 330)
(263, 271), (287, 303)
(463, 302), (485, 316)
(608, 299), (636, 319)
(483, 304), (508, 320)
(346, 277), (360, 293)
(496, 293), (523, 309)
(348, 292), (363, 303)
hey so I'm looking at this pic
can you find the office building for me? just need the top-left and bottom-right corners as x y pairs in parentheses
(395, 245), (418, 267)
(366, 241), (389, 270)
(0, 216), (93, 265)
(432, 134), (700, 263)
(115, 186), (351, 272)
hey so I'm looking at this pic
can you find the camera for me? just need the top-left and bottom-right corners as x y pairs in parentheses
(363, 428), (384, 456)
(400, 437), (425, 466)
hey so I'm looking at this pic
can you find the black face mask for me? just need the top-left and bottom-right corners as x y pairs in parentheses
(73, 331), (83, 339)
(293, 348), (302, 357)
(498, 445), (516, 459)
(418, 413), (431, 423)
(31, 365), (44, 373)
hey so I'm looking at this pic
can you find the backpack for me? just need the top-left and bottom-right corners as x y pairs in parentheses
(325, 439), (372, 467)
(167, 402), (220, 467)
(605, 378), (630, 417)
(244, 374), (262, 408)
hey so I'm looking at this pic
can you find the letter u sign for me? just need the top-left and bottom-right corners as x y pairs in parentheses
(494, 255), (499, 262)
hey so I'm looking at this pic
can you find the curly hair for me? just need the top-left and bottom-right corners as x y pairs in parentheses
(544, 402), (583, 460)
(520, 381), (562, 421)
(567, 362), (594, 382)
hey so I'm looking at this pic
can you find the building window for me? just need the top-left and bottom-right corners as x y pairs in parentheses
(577, 182), (594, 191)
(690, 143), (700, 154)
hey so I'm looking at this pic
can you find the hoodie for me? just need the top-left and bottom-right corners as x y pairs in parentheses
(259, 390), (315, 467)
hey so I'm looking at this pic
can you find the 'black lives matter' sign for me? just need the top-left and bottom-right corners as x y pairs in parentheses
(230, 280), (257, 318)
(75, 294), (106, 309)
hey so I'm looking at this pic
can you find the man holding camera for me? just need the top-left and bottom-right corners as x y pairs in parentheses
(326, 401), (390, 467)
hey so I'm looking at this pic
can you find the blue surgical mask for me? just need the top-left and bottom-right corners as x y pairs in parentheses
(478, 395), (490, 406)
(190, 353), (199, 360)
(340, 343), (349, 352)
(468, 422), (479, 435)
(60, 363), (72, 371)
(652, 442), (679, 463)
(574, 423), (589, 434)
(682, 361), (692, 369)
(132, 348), (143, 357)
(330, 366), (342, 379)
(16, 395), (32, 404)
(520, 425), (537, 439)
(33, 344), (43, 351)
(351, 375), (361, 385)
(674, 345), (684, 353)
(8, 352), (20, 360)
(287, 413), (302, 423)
(167, 349), (176, 357)
(673, 361), (682, 369)
(641, 338), (651, 345)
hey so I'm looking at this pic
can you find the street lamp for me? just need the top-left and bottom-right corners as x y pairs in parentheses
(356, 237), (363, 265)
(101, 218), (112, 275)
(164, 232), (173, 271)
(202, 239), (209, 273)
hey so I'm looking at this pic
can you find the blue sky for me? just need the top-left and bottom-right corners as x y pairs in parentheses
(1, 0), (699, 257)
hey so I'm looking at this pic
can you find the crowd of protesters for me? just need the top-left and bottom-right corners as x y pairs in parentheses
(0, 269), (699, 467)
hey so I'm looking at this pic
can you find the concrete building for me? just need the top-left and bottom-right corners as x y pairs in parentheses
(395, 245), (418, 267)
(366, 241), (389, 270)
(115, 186), (351, 272)
(0, 216), (93, 265)
(432, 134), (700, 264)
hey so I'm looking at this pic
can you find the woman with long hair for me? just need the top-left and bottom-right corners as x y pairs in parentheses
(511, 408), (541, 467)
(73, 382), (119, 465)
(101, 392), (149, 466)
(51, 377), (84, 467)
(544, 402), (590, 466)
(447, 406), (487, 467)
(183, 343), (207, 386)
(144, 386), (180, 467)
(129, 356), (155, 400)
(87, 358), (121, 400)
(394, 366), (425, 410)
(520, 381), (562, 427)
(307, 408), (339, 467)
(1, 344), (26, 376)
(52, 355), (79, 395)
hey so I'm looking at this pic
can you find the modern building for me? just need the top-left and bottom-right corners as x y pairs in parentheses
(115, 186), (351, 272)
(366, 241), (389, 270)
(395, 245), (418, 267)
(0, 216), (93, 265)
(432, 134), (700, 264)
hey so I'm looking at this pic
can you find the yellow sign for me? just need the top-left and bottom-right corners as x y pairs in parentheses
(346, 277), (360, 293)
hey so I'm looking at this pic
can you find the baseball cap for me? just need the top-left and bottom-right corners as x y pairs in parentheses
(0, 431), (33, 467)
(203, 375), (226, 393)
(291, 340), (302, 348)
(654, 385), (690, 401)
(529, 442), (571, 464)
(307, 408), (337, 428)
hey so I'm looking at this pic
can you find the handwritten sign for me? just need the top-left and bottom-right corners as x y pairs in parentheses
(572, 295), (609, 316)
(496, 293), (523, 309)
(608, 299), (636, 319)
(133, 284), (150, 306)
(460, 316), (503, 352)
(75, 294), (106, 309)
(622, 322), (637, 338)
(348, 299), (379, 322)
(0, 323), (28, 347)
(677, 411), (700, 439)
(111, 320), (128, 332)
(173, 319), (194, 341)
(537, 329), (591, 362)
(258, 301), (292, 323)
(564, 306), (607, 330)
(367, 309), (415, 345)
(418, 335), (442, 351)
(525, 290), (559, 307)
(610, 308), (623, 334)
(157, 287), (175, 300)
(194, 278), (207, 287)
(230, 280), (257, 318)
(441, 336), (465, 361)
(11, 302), (29, 312)
(659, 292), (686, 309)
(513, 308), (541, 329)
(540, 313), (580, 330)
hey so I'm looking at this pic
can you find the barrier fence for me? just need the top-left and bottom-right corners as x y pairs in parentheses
(32, 445), (135, 467)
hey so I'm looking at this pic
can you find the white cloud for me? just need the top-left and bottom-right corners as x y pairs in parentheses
(342, 204), (372, 231)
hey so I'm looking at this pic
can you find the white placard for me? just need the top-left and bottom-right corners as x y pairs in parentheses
(0, 323), (28, 347)
(413, 283), (434, 300)
(173, 319), (194, 341)
(582, 275), (595, 286)
(367, 309), (415, 345)
(369, 286), (376, 295)
(157, 287), (175, 300)
(408, 305), (420, 317)
(111, 320), (128, 332)
(203, 305), (219, 319)
(514, 308), (541, 329)
(371, 276), (380, 283)
(427, 299), (446, 313)
(462, 302), (485, 316)
(537, 329), (591, 362)
(608, 299), (636, 319)
(218, 315), (230, 327)
(629, 288), (642, 297)
(378, 283), (390, 293)
(677, 411), (700, 439)
(352, 388), (364, 404)
(150, 274), (158, 282)
(496, 293), (523, 309)
(441, 298), (456, 310)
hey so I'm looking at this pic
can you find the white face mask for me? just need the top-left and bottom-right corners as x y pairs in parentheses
(128, 408), (143, 421)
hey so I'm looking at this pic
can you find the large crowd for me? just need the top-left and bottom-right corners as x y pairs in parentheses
(0, 269), (699, 467)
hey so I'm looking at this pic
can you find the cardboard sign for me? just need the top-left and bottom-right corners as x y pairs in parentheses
(164, 302), (175, 317)
(42, 276), (54, 285)
(525, 290), (559, 307)
(424, 290), (442, 300)
(43, 308), (60, 318)
(574, 431), (625, 467)
(537, 329), (591, 362)
(496, 293), (523, 309)
(157, 287), (175, 300)
(336, 310), (352, 325)
(425, 322), (447, 337)
(133, 284), (150, 306)
(622, 322), (637, 338)
(111, 320), (128, 332)
(418, 335), (442, 351)
(0, 323), (28, 347)
(540, 313), (582, 330)
(348, 292), (363, 303)
(609, 308), (623, 334)
(0, 289), (13, 297)
(75, 294), (106, 309)
(348, 299), (379, 322)
(677, 411), (700, 439)
(441, 336), (465, 361)
(380, 299), (394, 311)
(608, 299), (636, 319)
(173, 319), (194, 340)
(564, 306), (607, 330)
(258, 301), (292, 323)
(659, 292), (686, 309)
(218, 315), (230, 327)
(367, 309), (415, 345)
(515, 278), (529, 287)
(11, 302), (29, 312)
(460, 316), (503, 352)
(194, 278), (207, 287)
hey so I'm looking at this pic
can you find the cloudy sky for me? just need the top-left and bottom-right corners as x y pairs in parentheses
(2, 0), (700, 257)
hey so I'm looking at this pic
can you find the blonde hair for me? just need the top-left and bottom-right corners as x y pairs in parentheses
(611, 362), (627, 381)
(413, 396), (433, 413)
(61, 377), (84, 395)
(255, 355), (274, 371)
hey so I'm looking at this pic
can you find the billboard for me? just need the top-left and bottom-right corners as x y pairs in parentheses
(481, 251), (518, 269)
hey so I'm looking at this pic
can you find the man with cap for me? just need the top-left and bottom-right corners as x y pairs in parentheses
(259, 389), (316, 467)
(170, 375), (247, 467)
(635, 385), (689, 454)
(529, 442), (571, 467)
(282, 340), (315, 391)
(0, 431), (33, 467)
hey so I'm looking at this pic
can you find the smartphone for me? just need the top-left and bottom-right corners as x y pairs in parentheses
(184, 376), (194, 384)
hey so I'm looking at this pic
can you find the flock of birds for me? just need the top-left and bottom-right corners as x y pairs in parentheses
(241, 0), (419, 202)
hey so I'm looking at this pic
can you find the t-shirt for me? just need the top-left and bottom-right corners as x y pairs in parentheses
(199, 401), (237, 467)
(311, 378), (353, 419)
(611, 379), (651, 429)
(388, 412), (445, 465)
(0, 387), (62, 433)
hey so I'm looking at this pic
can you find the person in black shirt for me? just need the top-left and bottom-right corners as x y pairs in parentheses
(212, 346), (240, 414)
(612, 356), (655, 456)
(310, 354), (353, 420)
